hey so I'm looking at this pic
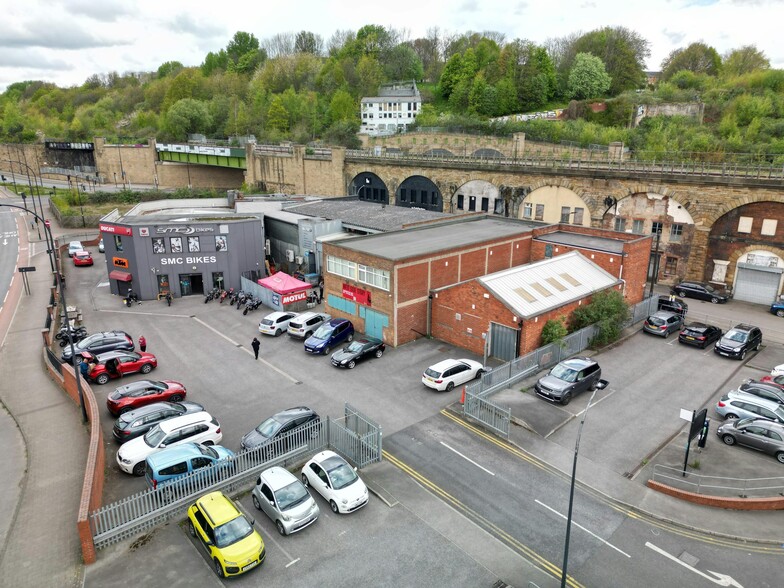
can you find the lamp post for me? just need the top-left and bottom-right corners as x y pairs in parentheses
(560, 379), (608, 588)
(648, 227), (663, 297)
(5, 158), (42, 240)
(0, 202), (87, 423)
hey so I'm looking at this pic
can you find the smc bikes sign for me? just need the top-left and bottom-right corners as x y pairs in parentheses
(156, 226), (214, 235)
(160, 256), (217, 266)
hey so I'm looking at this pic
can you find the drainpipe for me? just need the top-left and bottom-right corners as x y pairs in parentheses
(426, 293), (433, 336)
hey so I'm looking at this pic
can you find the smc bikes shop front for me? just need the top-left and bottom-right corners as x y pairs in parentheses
(100, 217), (265, 301)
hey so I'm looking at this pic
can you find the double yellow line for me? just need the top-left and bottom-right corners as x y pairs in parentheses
(382, 448), (583, 588)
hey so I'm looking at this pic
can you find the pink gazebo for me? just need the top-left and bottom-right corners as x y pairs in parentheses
(257, 272), (313, 311)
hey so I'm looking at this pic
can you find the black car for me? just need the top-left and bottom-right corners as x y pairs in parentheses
(678, 322), (722, 349)
(112, 400), (204, 443)
(241, 406), (320, 452)
(714, 324), (762, 360)
(657, 295), (688, 317)
(331, 337), (386, 369)
(737, 381), (784, 405)
(61, 330), (134, 364)
(670, 281), (728, 304)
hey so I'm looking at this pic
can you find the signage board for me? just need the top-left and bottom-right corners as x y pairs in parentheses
(113, 257), (129, 268)
(342, 283), (371, 306)
(18, 266), (36, 273)
(282, 291), (308, 305)
(100, 224), (133, 236)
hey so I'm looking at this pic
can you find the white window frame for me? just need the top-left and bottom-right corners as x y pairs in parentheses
(358, 264), (390, 291)
(327, 255), (356, 280)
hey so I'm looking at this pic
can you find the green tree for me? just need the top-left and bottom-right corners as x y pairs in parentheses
(295, 31), (323, 55)
(201, 50), (229, 76)
(540, 318), (568, 346)
(722, 45), (769, 78)
(227, 32), (260, 63)
(569, 290), (629, 346)
(661, 42), (721, 80)
(437, 53), (463, 99)
(328, 89), (355, 123)
(567, 53), (612, 100)
(266, 95), (290, 132)
(164, 98), (212, 139)
(356, 56), (384, 98)
(157, 61), (184, 79)
(384, 44), (424, 81)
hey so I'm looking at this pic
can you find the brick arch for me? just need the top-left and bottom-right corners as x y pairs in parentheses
(705, 194), (784, 227)
(528, 178), (589, 198)
(725, 244), (784, 286)
(525, 184), (597, 223)
(617, 185), (700, 221)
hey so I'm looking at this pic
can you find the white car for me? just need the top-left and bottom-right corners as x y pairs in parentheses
(771, 364), (784, 377)
(116, 411), (222, 476)
(68, 240), (83, 257)
(300, 450), (368, 514)
(287, 312), (331, 339)
(422, 358), (486, 391)
(98, 238), (105, 253)
(259, 311), (300, 336)
(252, 466), (320, 535)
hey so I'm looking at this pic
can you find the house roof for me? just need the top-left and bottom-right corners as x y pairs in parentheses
(478, 251), (621, 319)
(284, 199), (452, 232)
(534, 230), (626, 254)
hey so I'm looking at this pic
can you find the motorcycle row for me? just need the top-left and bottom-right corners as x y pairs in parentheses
(204, 287), (262, 315)
(54, 324), (89, 348)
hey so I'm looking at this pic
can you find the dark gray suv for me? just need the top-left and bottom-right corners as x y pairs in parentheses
(534, 357), (602, 405)
(714, 324), (762, 360)
(61, 330), (134, 364)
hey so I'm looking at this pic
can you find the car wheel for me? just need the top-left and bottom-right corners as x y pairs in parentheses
(445, 382), (454, 392)
(252, 494), (261, 510)
(276, 520), (287, 536)
(561, 392), (572, 406)
(169, 394), (182, 402)
(188, 520), (197, 537)
(330, 500), (339, 514)
(132, 462), (146, 476)
(722, 434), (736, 446)
(213, 559), (224, 578)
(375, 349), (383, 358)
(202, 440), (214, 446)
(347, 360), (356, 369)
(324, 346), (330, 355)
(140, 363), (153, 374)
(664, 330), (669, 338)
(755, 342), (761, 351)
(776, 452), (784, 464)
(476, 369), (485, 379)
(777, 310), (784, 318)
(119, 406), (133, 415)
(677, 290), (686, 298)
(301, 473), (309, 487)
(725, 413), (739, 420)
(740, 349), (747, 360)
(96, 373), (109, 385)
(275, 328), (282, 336)
(710, 297), (720, 304)
(347, 333), (354, 342)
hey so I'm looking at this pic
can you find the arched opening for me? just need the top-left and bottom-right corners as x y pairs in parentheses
(423, 148), (453, 157)
(397, 176), (442, 212)
(348, 172), (389, 204)
(452, 180), (502, 215)
(472, 148), (503, 159)
(520, 186), (592, 226)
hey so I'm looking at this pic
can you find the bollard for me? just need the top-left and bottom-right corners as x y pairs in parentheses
(460, 386), (466, 404)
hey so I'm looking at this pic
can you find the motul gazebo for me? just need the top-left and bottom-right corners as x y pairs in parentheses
(257, 272), (314, 311)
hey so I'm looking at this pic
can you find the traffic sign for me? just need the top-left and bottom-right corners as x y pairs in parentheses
(18, 266), (36, 273)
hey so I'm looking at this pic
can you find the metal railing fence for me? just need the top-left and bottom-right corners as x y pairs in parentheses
(652, 464), (784, 498)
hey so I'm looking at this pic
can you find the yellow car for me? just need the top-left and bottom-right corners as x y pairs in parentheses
(187, 491), (265, 577)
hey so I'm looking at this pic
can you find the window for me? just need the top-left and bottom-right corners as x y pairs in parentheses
(523, 203), (533, 219)
(327, 255), (356, 280)
(572, 208), (584, 225)
(170, 237), (183, 253)
(212, 272), (223, 289)
(152, 238), (165, 254)
(664, 257), (678, 275)
(614, 217), (626, 232)
(114, 235), (123, 252)
(738, 216), (753, 233)
(494, 199), (504, 215)
(670, 224), (683, 242)
(400, 188), (407, 202)
(157, 274), (170, 295)
(457, 194), (464, 210)
(215, 236), (227, 251)
(358, 264), (390, 291)
(481, 197), (490, 212)
(762, 219), (778, 236)
(560, 206), (571, 223)
(468, 196), (476, 212)
(188, 236), (200, 253)
(651, 221), (663, 235)
(632, 220), (644, 234)
(535, 204), (544, 221)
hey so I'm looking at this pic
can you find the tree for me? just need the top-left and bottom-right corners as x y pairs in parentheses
(661, 42), (721, 80)
(569, 290), (629, 346)
(164, 98), (212, 139)
(266, 95), (290, 132)
(383, 44), (424, 81)
(437, 53), (463, 99)
(356, 56), (384, 98)
(227, 32), (260, 63)
(201, 50), (229, 76)
(722, 45), (769, 78)
(540, 318), (568, 346)
(328, 89), (356, 123)
(295, 31), (324, 55)
(567, 53), (611, 99)
(568, 27), (649, 95)
(157, 61), (184, 79)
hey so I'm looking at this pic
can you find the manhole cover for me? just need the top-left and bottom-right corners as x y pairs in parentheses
(679, 551), (699, 567)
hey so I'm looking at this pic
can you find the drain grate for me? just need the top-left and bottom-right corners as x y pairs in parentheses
(679, 551), (699, 567)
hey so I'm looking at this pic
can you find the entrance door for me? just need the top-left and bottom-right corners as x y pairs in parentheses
(489, 322), (520, 361)
(179, 274), (204, 296)
(363, 309), (388, 340)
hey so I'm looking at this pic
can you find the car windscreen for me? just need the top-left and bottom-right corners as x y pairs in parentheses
(214, 516), (254, 548)
(255, 416), (283, 438)
(549, 363), (579, 383)
(275, 481), (310, 510)
(424, 367), (442, 378)
(324, 457), (358, 489)
(346, 341), (365, 353)
(646, 316), (665, 326)
(311, 324), (333, 340)
(724, 330), (747, 343)
(144, 425), (165, 447)
(197, 444), (218, 459)
(261, 318), (274, 326)
(704, 284), (716, 293)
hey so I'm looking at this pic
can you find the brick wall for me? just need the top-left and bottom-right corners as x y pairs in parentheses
(647, 480), (784, 510)
(397, 262), (429, 303)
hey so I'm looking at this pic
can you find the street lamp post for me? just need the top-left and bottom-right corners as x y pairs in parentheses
(0, 202), (87, 423)
(5, 158), (42, 240)
(560, 379), (608, 588)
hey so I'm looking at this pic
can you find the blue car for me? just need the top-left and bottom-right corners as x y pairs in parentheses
(304, 318), (354, 354)
(771, 301), (784, 317)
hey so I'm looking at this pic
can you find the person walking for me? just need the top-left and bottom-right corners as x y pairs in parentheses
(251, 337), (260, 360)
(138, 335), (147, 352)
(318, 276), (324, 304)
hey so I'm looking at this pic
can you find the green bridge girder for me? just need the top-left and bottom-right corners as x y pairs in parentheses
(157, 149), (246, 169)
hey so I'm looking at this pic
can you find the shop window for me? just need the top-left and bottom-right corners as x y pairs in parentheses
(157, 274), (170, 295)
(188, 236), (200, 253)
(670, 224), (683, 242)
(215, 236), (227, 251)
(614, 217), (626, 232)
(664, 257), (678, 275)
(152, 237), (165, 254)
(523, 203), (533, 219)
(632, 219), (644, 234)
(170, 237), (183, 253)
(535, 204), (544, 221)
(212, 272), (224, 289)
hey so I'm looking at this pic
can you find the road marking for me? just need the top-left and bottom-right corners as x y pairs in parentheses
(534, 499), (630, 558)
(383, 450), (583, 588)
(439, 441), (495, 476)
(285, 558), (300, 568)
(645, 542), (744, 586)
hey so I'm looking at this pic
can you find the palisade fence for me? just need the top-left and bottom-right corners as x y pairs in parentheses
(463, 296), (659, 438)
(89, 404), (381, 550)
(652, 464), (784, 498)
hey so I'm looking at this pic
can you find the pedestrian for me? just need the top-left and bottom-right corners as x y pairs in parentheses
(79, 357), (90, 379)
(138, 335), (147, 352)
(251, 337), (260, 360)
(318, 276), (324, 304)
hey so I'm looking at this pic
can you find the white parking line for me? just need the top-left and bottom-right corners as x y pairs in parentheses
(439, 441), (495, 476)
(534, 499), (631, 558)
(285, 558), (300, 568)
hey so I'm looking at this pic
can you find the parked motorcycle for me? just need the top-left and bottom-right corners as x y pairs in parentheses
(204, 287), (220, 303)
(236, 291), (248, 310)
(229, 289), (242, 306)
(219, 287), (233, 304)
(243, 296), (261, 315)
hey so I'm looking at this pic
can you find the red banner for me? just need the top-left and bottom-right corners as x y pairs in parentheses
(342, 283), (371, 306)
(100, 223), (133, 236)
(282, 291), (308, 305)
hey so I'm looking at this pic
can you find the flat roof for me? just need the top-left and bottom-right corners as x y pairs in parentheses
(284, 199), (452, 232)
(534, 231), (626, 254)
(335, 217), (542, 260)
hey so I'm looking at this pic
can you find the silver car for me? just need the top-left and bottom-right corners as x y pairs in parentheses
(715, 390), (784, 424)
(251, 466), (319, 535)
(642, 311), (683, 337)
(716, 418), (784, 464)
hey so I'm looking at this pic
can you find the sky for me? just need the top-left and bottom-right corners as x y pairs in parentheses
(1, 0), (782, 92)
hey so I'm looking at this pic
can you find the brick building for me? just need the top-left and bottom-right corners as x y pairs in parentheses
(321, 215), (652, 357)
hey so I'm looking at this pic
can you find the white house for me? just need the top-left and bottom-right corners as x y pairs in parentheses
(360, 81), (421, 136)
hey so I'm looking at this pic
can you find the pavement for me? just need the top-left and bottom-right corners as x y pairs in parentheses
(0, 192), (781, 588)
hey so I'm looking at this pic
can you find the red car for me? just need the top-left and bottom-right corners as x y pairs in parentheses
(106, 379), (187, 416)
(73, 250), (94, 266)
(760, 375), (784, 388)
(81, 350), (158, 385)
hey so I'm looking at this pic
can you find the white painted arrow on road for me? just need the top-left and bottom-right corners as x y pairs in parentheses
(645, 542), (744, 587)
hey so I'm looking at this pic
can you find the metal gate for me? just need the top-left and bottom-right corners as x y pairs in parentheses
(489, 322), (519, 362)
(734, 263), (782, 304)
(329, 404), (383, 468)
(363, 309), (388, 340)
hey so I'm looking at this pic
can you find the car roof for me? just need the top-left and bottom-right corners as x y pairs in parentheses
(259, 466), (298, 490)
(95, 349), (138, 360)
(75, 250), (90, 255)
(69, 240), (82, 246)
(727, 390), (782, 409)
(560, 356), (596, 368)
(428, 358), (472, 371)
(325, 317), (350, 326)
(146, 442), (205, 467)
(118, 401), (177, 420)
(650, 310), (678, 319)
(272, 406), (316, 422)
(291, 312), (324, 322)
(265, 311), (297, 319)
(684, 322), (711, 329)
(356, 336), (381, 344)
(730, 324), (758, 332)
(158, 411), (212, 432)
(195, 491), (241, 526)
